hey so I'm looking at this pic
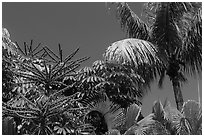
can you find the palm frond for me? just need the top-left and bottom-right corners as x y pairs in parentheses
(84, 95), (123, 131)
(163, 101), (184, 134)
(181, 8), (202, 76)
(135, 120), (170, 135)
(152, 100), (165, 123)
(110, 104), (139, 131)
(104, 38), (158, 68)
(142, 2), (160, 25)
(114, 2), (150, 40)
(104, 38), (161, 90)
(150, 3), (183, 59)
(124, 113), (156, 135)
(181, 100), (202, 134)
(158, 68), (166, 88)
(125, 104), (141, 129)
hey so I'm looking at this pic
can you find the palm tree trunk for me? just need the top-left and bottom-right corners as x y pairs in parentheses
(171, 78), (184, 111)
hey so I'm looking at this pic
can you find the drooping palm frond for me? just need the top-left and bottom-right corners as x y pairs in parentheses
(104, 38), (159, 67)
(148, 3), (201, 103)
(150, 2), (201, 63)
(103, 38), (161, 88)
(181, 8), (202, 76)
(113, 2), (150, 40)
(150, 3), (183, 60)
(158, 68), (166, 88)
(142, 2), (160, 26)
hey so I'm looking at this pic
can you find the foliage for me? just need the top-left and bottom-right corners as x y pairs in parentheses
(83, 94), (123, 134)
(2, 3), (202, 133)
(73, 60), (147, 108)
(107, 2), (202, 110)
(152, 100), (202, 135)
(104, 38), (162, 88)
(108, 103), (169, 135)
(2, 28), (90, 135)
(84, 98), (202, 135)
(2, 28), (19, 102)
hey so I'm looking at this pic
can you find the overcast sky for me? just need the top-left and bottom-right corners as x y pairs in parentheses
(2, 2), (202, 116)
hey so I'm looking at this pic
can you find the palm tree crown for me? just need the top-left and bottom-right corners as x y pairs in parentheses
(104, 2), (202, 111)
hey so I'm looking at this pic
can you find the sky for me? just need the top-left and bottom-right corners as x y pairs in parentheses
(2, 2), (202, 116)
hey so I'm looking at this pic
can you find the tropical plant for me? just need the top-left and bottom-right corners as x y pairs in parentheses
(105, 2), (202, 111)
(152, 99), (202, 135)
(2, 28), (18, 102)
(84, 95), (170, 135)
(83, 94), (123, 134)
(105, 99), (202, 135)
(74, 60), (147, 108)
(2, 33), (90, 134)
(107, 103), (169, 135)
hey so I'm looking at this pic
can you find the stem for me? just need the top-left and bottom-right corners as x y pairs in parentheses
(171, 78), (184, 111)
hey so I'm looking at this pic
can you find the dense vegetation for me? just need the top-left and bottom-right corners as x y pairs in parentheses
(2, 2), (202, 135)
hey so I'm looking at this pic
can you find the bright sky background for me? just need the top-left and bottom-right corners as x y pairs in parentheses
(2, 2), (202, 116)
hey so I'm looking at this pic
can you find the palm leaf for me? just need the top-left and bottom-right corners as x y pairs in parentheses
(114, 2), (150, 40)
(152, 100), (165, 123)
(104, 38), (158, 68)
(85, 95), (123, 131)
(163, 101), (185, 134)
(111, 103), (141, 131)
(151, 3), (183, 59)
(158, 68), (166, 88)
(181, 100), (202, 134)
(104, 38), (160, 88)
(125, 104), (141, 129)
(181, 8), (202, 76)
(124, 113), (155, 135)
